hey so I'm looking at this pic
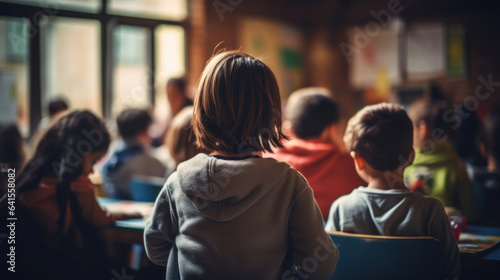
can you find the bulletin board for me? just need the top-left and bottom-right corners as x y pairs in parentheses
(238, 17), (304, 98)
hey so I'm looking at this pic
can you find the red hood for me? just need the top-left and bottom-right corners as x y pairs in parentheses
(266, 138), (365, 219)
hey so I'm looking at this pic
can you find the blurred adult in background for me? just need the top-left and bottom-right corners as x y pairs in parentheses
(404, 98), (477, 222)
(164, 106), (210, 178)
(471, 109), (500, 226)
(266, 88), (364, 219)
(101, 109), (166, 199)
(152, 77), (193, 147)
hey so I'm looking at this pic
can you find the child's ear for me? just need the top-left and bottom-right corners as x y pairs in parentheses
(350, 151), (365, 170)
(417, 120), (428, 141)
(406, 148), (415, 167)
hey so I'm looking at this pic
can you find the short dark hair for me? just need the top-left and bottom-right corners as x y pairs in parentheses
(117, 109), (152, 139)
(480, 109), (500, 163)
(344, 103), (413, 171)
(48, 98), (69, 116)
(167, 77), (186, 93)
(287, 91), (339, 139)
(192, 51), (288, 154)
(408, 99), (450, 131)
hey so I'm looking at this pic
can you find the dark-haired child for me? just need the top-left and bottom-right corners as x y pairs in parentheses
(10, 110), (140, 279)
(101, 108), (167, 199)
(473, 109), (500, 225)
(404, 99), (477, 222)
(325, 103), (460, 279)
(145, 51), (338, 279)
(268, 88), (364, 219)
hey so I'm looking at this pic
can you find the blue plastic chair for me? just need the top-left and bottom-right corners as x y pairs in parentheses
(327, 231), (445, 280)
(129, 175), (165, 202)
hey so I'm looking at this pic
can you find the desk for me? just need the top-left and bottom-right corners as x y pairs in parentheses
(460, 225), (500, 279)
(97, 197), (152, 263)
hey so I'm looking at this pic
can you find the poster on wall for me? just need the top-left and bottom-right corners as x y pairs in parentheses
(348, 19), (403, 103)
(238, 17), (303, 98)
(406, 23), (446, 80)
(447, 26), (466, 78)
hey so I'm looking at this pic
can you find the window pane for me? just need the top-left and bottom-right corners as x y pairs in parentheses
(0, 17), (30, 137)
(43, 17), (101, 116)
(0, 0), (101, 13)
(108, 0), (187, 21)
(112, 25), (151, 117)
(154, 25), (185, 121)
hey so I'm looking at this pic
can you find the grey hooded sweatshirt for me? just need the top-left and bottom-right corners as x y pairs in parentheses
(144, 154), (338, 280)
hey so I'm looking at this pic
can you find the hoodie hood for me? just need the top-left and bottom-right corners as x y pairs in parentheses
(175, 153), (296, 222)
(269, 138), (339, 171)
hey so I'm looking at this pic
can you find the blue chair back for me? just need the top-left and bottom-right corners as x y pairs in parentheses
(130, 176), (165, 202)
(327, 231), (445, 280)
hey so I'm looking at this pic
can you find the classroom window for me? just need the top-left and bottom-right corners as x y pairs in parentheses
(107, 0), (187, 21)
(0, 0), (187, 138)
(42, 17), (101, 116)
(0, 17), (30, 137)
(112, 25), (151, 117)
(0, 0), (101, 13)
(154, 24), (185, 122)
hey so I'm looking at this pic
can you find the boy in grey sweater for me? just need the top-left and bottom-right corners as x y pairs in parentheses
(325, 103), (460, 280)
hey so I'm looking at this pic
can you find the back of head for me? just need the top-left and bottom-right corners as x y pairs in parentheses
(344, 103), (413, 171)
(18, 110), (110, 191)
(480, 109), (500, 164)
(167, 77), (187, 94)
(286, 88), (339, 140)
(192, 50), (287, 154)
(48, 98), (69, 117)
(408, 98), (451, 133)
(166, 106), (208, 166)
(117, 109), (152, 139)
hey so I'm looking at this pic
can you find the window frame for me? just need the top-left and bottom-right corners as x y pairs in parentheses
(0, 0), (188, 138)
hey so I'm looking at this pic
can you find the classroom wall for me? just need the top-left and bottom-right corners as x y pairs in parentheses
(187, 0), (500, 121)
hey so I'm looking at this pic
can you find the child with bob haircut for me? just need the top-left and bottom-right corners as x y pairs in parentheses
(144, 51), (338, 279)
(325, 103), (460, 280)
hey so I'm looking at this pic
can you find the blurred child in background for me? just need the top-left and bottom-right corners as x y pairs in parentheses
(164, 106), (209, 178)
(7, 110), (140, 279)
(101, 109), (166, 199)
(472, 109), (500, 225)
(268, 88), (364, 219)
(404, 99), (477, 222)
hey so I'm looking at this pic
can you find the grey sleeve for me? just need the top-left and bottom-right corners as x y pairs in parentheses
(144, 182), (178, 266)
(285, 186), (339, 280)
(325, 200), (341, 232)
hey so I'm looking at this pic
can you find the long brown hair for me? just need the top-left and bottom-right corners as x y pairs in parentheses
(17, 110), (110, 230)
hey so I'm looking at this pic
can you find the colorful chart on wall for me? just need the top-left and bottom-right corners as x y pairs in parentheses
(447, 26), (466, 78)
(348, 19), (403, 103)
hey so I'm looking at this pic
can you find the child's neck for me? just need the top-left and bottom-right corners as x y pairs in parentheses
(211, 150), (263, 158)
(366, 172), (408, 191)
